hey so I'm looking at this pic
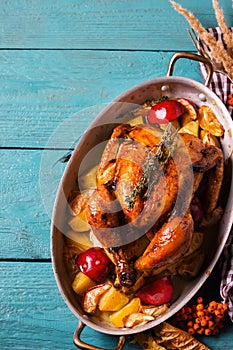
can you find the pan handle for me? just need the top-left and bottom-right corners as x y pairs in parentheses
(73, 320), (126, 350)
(166, 52), (213, 87)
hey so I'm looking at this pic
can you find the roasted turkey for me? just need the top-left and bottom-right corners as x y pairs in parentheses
(85, 123), (224, 288)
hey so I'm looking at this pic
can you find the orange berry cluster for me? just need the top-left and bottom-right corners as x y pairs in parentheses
(227, 93), (233, 106)
(171, 297), (228, 336)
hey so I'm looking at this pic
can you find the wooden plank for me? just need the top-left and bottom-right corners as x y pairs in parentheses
(0, 49), (202, 148)
(0, 261), (140, 349)
(0, 149), (66, 259)
(0, 0), (232, 49)
(0, 261), (233, 349)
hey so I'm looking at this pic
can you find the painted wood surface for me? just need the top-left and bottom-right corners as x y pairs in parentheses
(1, 0), (233, 349)
(1, 262), (140, 350)
(0, 50), (202, 148)
(0, 0), (232, 50)
(0, 262), (232, 350)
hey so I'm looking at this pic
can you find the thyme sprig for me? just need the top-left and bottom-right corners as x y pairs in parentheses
(126, 124), (178, 210)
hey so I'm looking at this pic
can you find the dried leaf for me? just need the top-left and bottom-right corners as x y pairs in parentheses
(154, 322), (210, 350)
(132, 333), (166, 350)
(198, 106), (224, 137)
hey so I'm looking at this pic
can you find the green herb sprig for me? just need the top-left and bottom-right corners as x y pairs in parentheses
(126, 124), (177, 210)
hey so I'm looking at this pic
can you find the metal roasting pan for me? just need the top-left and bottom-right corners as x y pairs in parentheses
(51, 52), (233, 349)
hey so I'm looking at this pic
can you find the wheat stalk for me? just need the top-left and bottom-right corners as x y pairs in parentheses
(212, 0), (233, 55)
(170, 0), (233, 79)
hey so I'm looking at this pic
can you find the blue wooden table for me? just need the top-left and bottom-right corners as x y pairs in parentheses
(1, 1), (233, 349)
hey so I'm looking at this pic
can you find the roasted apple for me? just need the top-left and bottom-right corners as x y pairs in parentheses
(147, 99), (185, 124)
(82, 283), (111, 314)
(76, 247), (111, 282)
(136, 276), (173, 306)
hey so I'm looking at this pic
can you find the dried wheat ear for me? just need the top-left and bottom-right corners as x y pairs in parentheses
(170, 0), (233, 80)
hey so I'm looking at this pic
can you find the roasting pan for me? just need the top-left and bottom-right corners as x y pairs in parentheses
(51, 52), (233, 349)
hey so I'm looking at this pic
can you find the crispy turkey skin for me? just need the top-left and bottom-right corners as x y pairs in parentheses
(85, 123), (223, 281)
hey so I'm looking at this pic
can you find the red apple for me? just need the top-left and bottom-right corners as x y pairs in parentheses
(147, 99), (184, 124)
(76, 247), (111, 282)
(82, 283), (111, 314)
(136, 276), (173, 306)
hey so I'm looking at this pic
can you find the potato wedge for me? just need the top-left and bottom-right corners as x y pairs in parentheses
(72, 271), (96, 296)
(68, 211), (91, 232)
(98, 286), (129, 312)
(180, 112), (193, 126)
(178, 120), (199, 137)
(79, 164), (98, 189)
(109, 298), (141, 327)
(66, 230), (92, 250)
(129, 115), (144, 126)
(200, 130), (220, 148)
(160, 119), (180, 131)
